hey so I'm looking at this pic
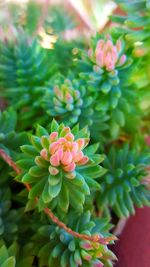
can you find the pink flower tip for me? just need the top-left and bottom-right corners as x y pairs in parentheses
(63, 162), (76, 172)
(50, 153), (60, 167)
(40, 148), (48, 161)
(49, 166), (59, 175)
(65, 133), (74, 141)
(65, 171), (76, 179)
(77, 156), (89, 165)
(119, 54), (126, 66)
(49, 132), (58, 142)
(93, 260), (104, 267)
(80, 242), (93, 250)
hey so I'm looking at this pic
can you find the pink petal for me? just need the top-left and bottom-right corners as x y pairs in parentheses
(88, 48), (93, 58)
(49, 132), (58, 142)
(80, 241), (93, 250)
(104, 53), (112, 68)
(71, 142), (79, 153)
(40, 149), (48, 161)
(65, 92), (73, 103)
(116, 39), (122, 52)
(93, 260), (104, 267)
(76, 139), (85, 150)
(58, 137), (66, 143)
(49, 141), (60, 155)
(118, 54), (126, 66)
(95, 51), (104, 67)
(61, 150), (72, 165)
(82, 253), (92, 261)
(54, 86), (63, 100)
(50, 153), (60, 166)
(105, 39), (113, 50)
(107, 62), (115, 71)
(65, 133), (74, 141)
(62, 127), (71, 135)
(77, 156), (89, 165)
(96, 39), (104, 50)
(63, 162), (76, 172)
(73, 151), (84, 162)
(111, 47), (118, 63)
(56, 148), (63, 161)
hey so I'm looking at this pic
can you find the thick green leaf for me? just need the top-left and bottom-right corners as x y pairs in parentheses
(29, 166), (47, 177)
(58, 183), (69, 212)
(1, 257), (16, 267)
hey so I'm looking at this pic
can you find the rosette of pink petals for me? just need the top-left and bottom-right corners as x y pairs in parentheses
(40, 127), (89, 178)
(88, 38), (126, 71)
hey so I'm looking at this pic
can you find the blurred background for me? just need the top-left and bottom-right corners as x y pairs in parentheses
(0, 0), (118, 46)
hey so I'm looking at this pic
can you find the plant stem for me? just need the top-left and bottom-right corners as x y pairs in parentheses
(0, 148), (116, 244)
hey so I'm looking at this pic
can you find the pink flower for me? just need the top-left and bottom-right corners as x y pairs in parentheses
(40, 127), (89, 178)
(88, 38), (126, 71)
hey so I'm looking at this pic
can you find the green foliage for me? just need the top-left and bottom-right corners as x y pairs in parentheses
(96, 145), (150, 218)
(0, 188), (21, 244)
(0, 109), (27, 158)
(112, 0), (150, 46)
(0, 241), (16, 267)
(0, 31), (53, 129)
(0, 1), (150, 266)
(42, 73), (94, 126)
(45, 5), (76, 35)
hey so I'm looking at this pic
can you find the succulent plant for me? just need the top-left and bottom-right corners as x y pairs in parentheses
(17, 120), (106, 213)
(79, 35), (132, 112)
(42, 74), (94, 126)
(32, 211), (116, 267)
(96, 145), (150, 218)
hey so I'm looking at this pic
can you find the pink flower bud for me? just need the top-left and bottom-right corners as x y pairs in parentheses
(76, 139), (85, 150)
(50, 153), (60, 167)
(56, 148), (63, 161)
(80, 241), (93, 250)
(63, 162), (76, 172)
(96, 39), (104, 50)
(40, 149), (49, 161)
(77, 156), (89, 165)
(54, 86), (63, 100)
(71, 142), (79, 153)
(88, 48), (93, 58)
(118, 54), (126, 66)
(57, 137), (66, 143)
(116, 39), (122, 53)
(65, 133), (74, 141)
(49, 132), (58, 142)
(73, 151), (84, 162)
(65, 92), (73, 103)
(49, 141), (60, 155)
(61, 150), (73, 165)
(93, 261), (104, 267)
(95, 50), (104, 68)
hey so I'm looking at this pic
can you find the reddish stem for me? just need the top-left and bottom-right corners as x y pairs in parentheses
(0, 148), (116, 244)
